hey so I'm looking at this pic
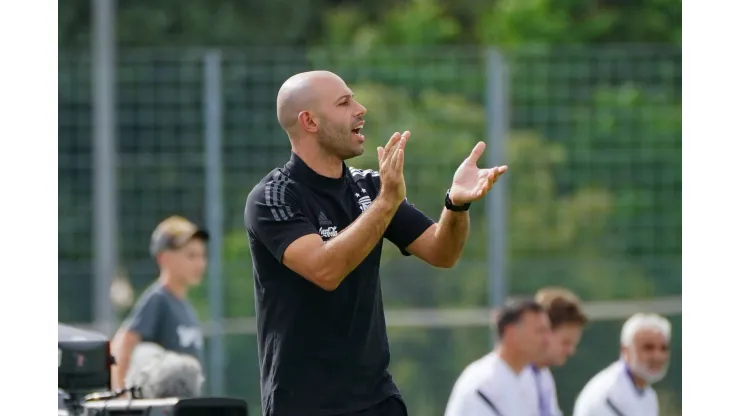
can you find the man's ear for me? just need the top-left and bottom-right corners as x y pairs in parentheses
(156, 251), (169, 266)
(298, 111), (319, 133)
(620, 345), (630, 361)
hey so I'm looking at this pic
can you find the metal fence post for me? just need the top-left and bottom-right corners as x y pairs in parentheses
(484, 48), (510, 345)
(92, 0), (118, 336)
(203, 49), (225, 396)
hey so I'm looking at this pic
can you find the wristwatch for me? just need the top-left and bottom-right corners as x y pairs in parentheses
(444, 189), (471, 212)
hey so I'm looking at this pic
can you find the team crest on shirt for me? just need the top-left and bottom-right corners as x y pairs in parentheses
(355, 188), (373, 212)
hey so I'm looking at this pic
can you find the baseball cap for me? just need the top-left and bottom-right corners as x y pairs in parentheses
(149, 216), (210, 257)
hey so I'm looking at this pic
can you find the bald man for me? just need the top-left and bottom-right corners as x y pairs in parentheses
(244, 71), (508, 416)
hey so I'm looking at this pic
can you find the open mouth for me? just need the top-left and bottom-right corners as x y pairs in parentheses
(351, 123), (364, 138)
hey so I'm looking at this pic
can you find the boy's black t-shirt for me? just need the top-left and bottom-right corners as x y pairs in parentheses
(244, 153), (435, 416)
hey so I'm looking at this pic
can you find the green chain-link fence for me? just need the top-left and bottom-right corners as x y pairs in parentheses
(59, 45), (681, 415)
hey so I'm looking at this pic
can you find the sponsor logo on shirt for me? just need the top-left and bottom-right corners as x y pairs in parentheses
(319, 226), (338, 239)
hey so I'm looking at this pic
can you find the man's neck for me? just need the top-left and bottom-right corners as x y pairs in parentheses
(622, 360), (649, 389)
(627, 370), (649, 389)
(292, 144), (344, 179)
(497, 345), (528, 374)
(159, 274), (188, 299)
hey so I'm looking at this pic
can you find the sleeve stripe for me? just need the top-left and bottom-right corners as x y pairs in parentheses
(605, 398), (627, 416)
(475, 390), (504, 416)
(270, 177), (287, 221)
(264, 181), (280, 222)
(264, 176), (294, 222)
(280, 177), (294, 218)
(348, 167), (379, 180)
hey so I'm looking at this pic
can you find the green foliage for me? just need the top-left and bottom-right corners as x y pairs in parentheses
(322, 0), (462, 48)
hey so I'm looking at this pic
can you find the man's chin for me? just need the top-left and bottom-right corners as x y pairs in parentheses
(551, 357), (568, 367)
(631, 362), (668, 384)
(340, 146), (365, 160)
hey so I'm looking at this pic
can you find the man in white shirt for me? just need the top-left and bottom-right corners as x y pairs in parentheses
(527, 287), (589, 416)
(445, 299), (551, 416)
(573, 313), (671, 416)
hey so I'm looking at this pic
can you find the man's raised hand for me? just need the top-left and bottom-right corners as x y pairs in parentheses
(448, 141), (507, 205)
(377, 131), (410, 207)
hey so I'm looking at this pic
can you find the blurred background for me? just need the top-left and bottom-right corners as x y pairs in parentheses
(58, 0), (681, 415)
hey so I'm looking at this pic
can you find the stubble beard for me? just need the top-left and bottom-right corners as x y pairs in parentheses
(318, 125), (363, 160)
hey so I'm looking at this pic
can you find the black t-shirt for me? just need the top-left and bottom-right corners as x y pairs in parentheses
(244, 152), (435, 416)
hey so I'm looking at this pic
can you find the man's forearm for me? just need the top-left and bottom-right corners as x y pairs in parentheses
(432, 208), (470, 266)
(316, 195), (399, 287)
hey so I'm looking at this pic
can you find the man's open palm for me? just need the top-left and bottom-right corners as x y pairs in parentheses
(449, 141), (508, 205)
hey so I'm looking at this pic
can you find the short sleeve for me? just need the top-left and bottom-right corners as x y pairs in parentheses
(245, 177), (318, 262)
(123, 292), (163, 340)
(385, 198), (435, 256)
(353, 169), (435, 256)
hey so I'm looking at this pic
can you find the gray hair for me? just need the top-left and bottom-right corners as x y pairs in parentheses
(620, 313), (671, 347)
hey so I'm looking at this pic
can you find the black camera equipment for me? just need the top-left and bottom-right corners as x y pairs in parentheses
(58, 323), (248, 416)
(84, 397), (249, 416)
(58, 323), (115, 414)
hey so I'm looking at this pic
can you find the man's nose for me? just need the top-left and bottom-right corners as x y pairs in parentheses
(355, 103), (367, 116)
(649, 352), (665, 363)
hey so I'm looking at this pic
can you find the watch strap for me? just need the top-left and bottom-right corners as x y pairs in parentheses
(445, 189), (471, 212)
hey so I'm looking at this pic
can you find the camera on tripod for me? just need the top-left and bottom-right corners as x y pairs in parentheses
(58, 323), (248, 416)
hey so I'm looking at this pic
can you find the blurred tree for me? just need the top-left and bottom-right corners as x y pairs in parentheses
(566, 85), (682, 295)
(60, 0), (324, 46)
(59, 0), (680, 47)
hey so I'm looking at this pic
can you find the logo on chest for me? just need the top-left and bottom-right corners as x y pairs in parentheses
(318, 211), (339, 239)
(176, 325), (203, 350)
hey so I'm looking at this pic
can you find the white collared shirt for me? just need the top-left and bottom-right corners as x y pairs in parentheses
(573, 361), (659, 416)
(523, 366), (563, 416)
(445, 352), (540, 416)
